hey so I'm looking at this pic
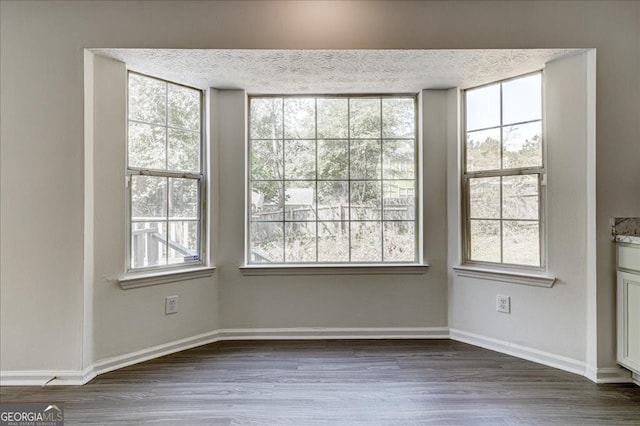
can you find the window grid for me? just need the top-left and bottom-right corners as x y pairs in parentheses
(347, 98), (352, 263)
(315, 98), (320, 262)
(248, 95), (418, 265)
(378, 99), (385, 260)
(126, 72), (205, 272)
(463, 72), (544, 269)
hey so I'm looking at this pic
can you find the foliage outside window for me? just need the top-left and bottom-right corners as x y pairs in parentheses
(463, 72), (544, 268)
(249, 96), (418, 264)
(127, 72), (204, 271)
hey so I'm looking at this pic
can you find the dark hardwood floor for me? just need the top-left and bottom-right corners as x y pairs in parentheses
(1, 339), (639, 425)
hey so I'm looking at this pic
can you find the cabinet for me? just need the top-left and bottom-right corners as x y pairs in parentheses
(617, 243), (640, 375)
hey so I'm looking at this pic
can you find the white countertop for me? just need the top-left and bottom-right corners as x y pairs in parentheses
(615, 235), (640, 245)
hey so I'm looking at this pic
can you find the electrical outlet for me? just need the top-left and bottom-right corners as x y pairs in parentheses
(165, 295), (178, 315)
(496, 295), (510, 314)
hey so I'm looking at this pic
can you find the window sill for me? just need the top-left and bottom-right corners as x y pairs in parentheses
(452, 265), (555, 288)
(240, 263), (429, 276)
(119, 266), (216, 290)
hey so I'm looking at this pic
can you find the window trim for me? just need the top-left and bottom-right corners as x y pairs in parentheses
(239, 263), (428, 276)
(123, 71), (207, 277)
(452, 265), (555, 288)
(119, 266), (216, 290)
(245, 93), (421, 266)
(461, 71), (547, 272)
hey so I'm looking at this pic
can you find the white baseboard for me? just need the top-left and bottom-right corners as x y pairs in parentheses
(587, 366), (634, 384)
(449, 328), (587, 377)
(92, 330), (222, 378)
(1, 327), (448, 386)
(7, 327), (634, 387)
(0, 370), (85, 387)
(216, 327), (449, 341)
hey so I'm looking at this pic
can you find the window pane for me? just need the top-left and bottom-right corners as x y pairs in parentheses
(317, 98), (348, 138)
(284, 98), (315, 139)
(250, 222), (283, 263)
(131, 221), (167, 268)
(168, 129), (200, 173)
(251, 140), (283, 181)
(128, 73), (202, 271)
(464, 74), (543, 268)
(251, 181), (283, 221)
(169, 178), (198, 219)
(350, 181), (382, 220)
(382, 98), (415, 138)
(503, 121), (542, 169)
(383, 181), (415, 220)
(168, 84), (200, 131)
(350, 98), (381, 138)
(466, 83), (500, 131)
(384, 222), (415, 262)
(469, 220), (500, 262)
(502, 175), (539, 220)
(317, 181), (348, 220)
(469, 177), (500, 219)
(350, 140), (381, 179)
(128, 122), (166, 170)
(318, 222), (349, 262)
(351, 221), (382, 262)
(168, 221), (199, 264)
(466, 128), (500, 172)
(248, 95), (417, 265)
(285, 181), (316, 221)
(318, 140), (348, 179)
(251, 98), (283, 139)
(285, 222), (316, 262)
(128, 74), (166, 125)
(383, 140), (415, 179)
(131, 176), (167, 219)
(284, 140), (315, 180)
(503, 220), (540, 266)
(502, 74), (542, 125)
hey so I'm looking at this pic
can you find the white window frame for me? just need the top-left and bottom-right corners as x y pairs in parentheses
(245, 94), (421, 267)
(124, 71), (207, 276)
(461, 71), (546, 271)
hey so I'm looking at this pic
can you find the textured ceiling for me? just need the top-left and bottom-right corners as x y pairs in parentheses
(90, 49), (584, 93)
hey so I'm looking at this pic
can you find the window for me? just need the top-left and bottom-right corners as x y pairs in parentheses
(463, 72), (544, 268)
(248, 95), (418, 264)
(126, 72), (204, 272)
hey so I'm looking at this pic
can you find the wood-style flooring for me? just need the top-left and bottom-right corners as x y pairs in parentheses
(1, 339), (639, 425)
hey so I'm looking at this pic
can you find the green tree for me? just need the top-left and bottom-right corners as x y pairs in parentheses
(128, 75), (201, 249)
(249, 95), (417, 263)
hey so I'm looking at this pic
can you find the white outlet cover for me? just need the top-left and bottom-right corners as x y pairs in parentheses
(496, 295), (510, 314)
(165, 296), (178, 315)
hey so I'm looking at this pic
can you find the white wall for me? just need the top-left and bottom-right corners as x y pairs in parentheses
(89, 55), (220, 362)
(1, 1), (639, 377)
(86, 60), (448, 367)
(448, 52), (595, 364)
(215, 90), (448, 330)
